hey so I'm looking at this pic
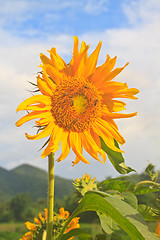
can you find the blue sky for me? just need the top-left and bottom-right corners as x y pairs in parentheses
(2, 0), (129, 38)
(0, 0), (160, 180)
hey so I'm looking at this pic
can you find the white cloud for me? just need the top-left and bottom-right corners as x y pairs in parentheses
(84, 0), (108, 14)
(122, 0), (160, 26)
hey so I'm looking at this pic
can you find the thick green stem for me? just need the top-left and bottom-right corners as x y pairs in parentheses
(46, 152), (54, 240)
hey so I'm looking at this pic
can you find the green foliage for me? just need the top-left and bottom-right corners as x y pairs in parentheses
(10, 192), (31, 221)
(0, 164), (74, 202)
(56, 163), (160, 240)
(145, 163), (158, 182)
(58, 192), (159, 240)
(0, 201), (13, 222)
(100, 138), (135, 174)
(0, 231), (22, 240)
(1, 163), (160, 239)
(61, 229), (93, 240)
(98, 179), (135, 192)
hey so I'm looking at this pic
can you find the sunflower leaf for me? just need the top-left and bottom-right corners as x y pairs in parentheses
(100, 138), (135, 174)
(138, 204), (160, 221)
(61, 228), (93, 240)
(57, 192), (159, 240)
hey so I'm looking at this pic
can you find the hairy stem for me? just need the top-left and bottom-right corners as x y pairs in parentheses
(46, 152), (54, 240)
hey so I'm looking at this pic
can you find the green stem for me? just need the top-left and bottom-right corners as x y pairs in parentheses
(46, 152), (54, 240)
(134, 180), (160, 191)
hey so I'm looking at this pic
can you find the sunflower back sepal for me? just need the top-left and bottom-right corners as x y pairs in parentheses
(100, 137), (136, 174)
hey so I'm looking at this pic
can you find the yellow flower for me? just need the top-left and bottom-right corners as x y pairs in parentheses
(156, 222), (160, 237)
(16, 36), (139, 165)
(20, 208), (80, 240)
(20, 231), (32, 240)
(74, 174), (97, 196)
(25, 221), (37, 231)
(66, 217), (80, 240)
(67, 217), (80, 232)
(58, 207), (70, 219)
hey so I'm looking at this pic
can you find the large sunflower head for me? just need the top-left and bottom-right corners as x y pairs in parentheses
(16, 36), (139, 166)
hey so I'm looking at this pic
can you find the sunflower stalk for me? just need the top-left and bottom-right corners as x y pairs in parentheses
(47, 152), (54, 240)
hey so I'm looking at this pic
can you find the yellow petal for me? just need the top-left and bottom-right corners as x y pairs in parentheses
(39, 64), (56, 90)
(34, 217), (41, 225)
(73, 36), (79, 62)
(93, 120), (124, 153)
(39, 212), (45, 222)
(80, 41), (88, 58)
(103, 111), (137, 119)
(16, 95), (52, 112)
(96, 118), (125, 145)
(69, 132), (90, 165)
(41, 137), (54, 158)
(102, 100), (126, 112)
(77, 41), (88, 77)
(69, 36), (90, 76)
(73, 45), (89, 76)
(72, 156), (81, 166)
(89, 55), (117, 86)
(36, 116), (53, 126)
(48, 47), (67, 71)
(41, 125), (62, 158)
(25, 121), (54, 140)
(25, 221), (37, 231)
(57, 131), (70, 162)
(85, 41), (102, 78)
(82, 131), (106, 163)
(44, 208), (48, 220)
(40, 53), (63, 84)
(103, 82), (128, 95)
(90, 128), (101, 148)
(37, 75), (53, 96)
(103, 62), (129, 82)
(25, 104), (52, 112)
(16, 111), (52, 127)
(113, 87), (139, 99)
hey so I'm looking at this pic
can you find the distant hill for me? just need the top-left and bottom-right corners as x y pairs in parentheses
(0, 164), (74, 202)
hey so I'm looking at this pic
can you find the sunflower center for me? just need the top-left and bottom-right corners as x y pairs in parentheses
(51, 77), (101, 132)
(72, 94), (88, 114)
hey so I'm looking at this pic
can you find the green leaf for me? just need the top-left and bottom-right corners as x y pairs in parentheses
(109, 230), (131, 240)
(138, 204), (160, 221)
(94, 234), (107, 240)
(87, 190), (121, 199)
(121, 192), (138, 209)
(96, 214), (131, 240)
(134, 184), (160, 195)
(61, 228), (93, 240)
(57, 192), (159, 240)
(100, 138), (135, 174)
(145, 163), (158, 182)
(133, 180), (160, 195)
(98, 179), (135, 193)
(97, 212), (119, 235)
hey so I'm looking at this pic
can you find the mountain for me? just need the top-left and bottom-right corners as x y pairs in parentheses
(0, 164), (74, 202)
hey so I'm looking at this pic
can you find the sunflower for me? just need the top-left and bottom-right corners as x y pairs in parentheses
(20, 208), (79, 240)
(16, 36), (139, 166)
